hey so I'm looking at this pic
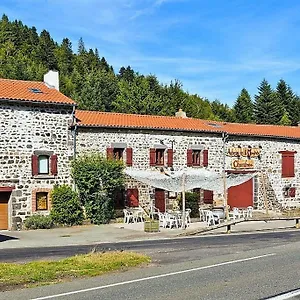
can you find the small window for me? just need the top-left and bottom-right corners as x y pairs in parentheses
(156, 149), (165, 165)
(38, 155), (49, 174)
(113, 148), (124, 160)
(192, 150), (201, 166)
(36, 192), (48, 210)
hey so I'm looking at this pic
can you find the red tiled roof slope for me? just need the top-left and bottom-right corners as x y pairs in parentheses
(0, 78), (75, 105)
(76, 110), (300, 139)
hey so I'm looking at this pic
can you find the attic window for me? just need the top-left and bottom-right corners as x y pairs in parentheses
(29, 88), (43, 94)
(207, 123), (222, 128)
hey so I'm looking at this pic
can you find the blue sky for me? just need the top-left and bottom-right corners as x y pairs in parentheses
(2, 0), (300, 106)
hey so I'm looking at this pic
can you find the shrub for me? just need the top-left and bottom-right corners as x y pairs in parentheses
(179, 192), (199, 218)
(24, 215), (54, 230)
(85, 191), (114, 224)
(71, 153), (125, 224)
(50, 185), (84, 226)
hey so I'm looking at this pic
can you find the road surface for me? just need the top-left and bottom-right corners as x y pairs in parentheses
(1, 230), (300, 300)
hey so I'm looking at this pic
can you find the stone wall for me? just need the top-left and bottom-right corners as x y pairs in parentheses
(76, 127), (300, 211)
(0, 102), (74, 228)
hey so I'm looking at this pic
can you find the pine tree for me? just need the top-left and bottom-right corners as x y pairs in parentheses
(233, 88), (253, 123)
(254, 79), (283, 124)
(279, 110), (292, 126)
(276, 80), (300, 126)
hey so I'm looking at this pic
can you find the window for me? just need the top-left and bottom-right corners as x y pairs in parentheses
(32, 152), (58, 177)
(113, 148), (124, 160)
(36, 192), (48, 210)
(107, 147), (133, 166)
(192, 150), (201, 166)
(38, 155), (49, 174)
(156, 149), (165, 165)
(187, 149), (208, 167)
(284, 187), (296, 198)
(280, 151), (296, 178)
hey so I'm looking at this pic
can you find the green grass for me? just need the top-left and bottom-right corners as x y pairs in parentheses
(0, 251), (150, 291)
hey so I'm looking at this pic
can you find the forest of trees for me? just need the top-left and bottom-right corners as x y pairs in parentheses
(1, 14), (300, 126)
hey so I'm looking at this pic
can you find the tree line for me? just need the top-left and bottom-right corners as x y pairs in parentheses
(0, 14), (299, 126)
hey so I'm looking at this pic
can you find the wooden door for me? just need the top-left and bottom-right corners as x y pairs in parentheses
(0, 192), (10, 230)
(155, 189), (165, 212)
(127, 189), (139, 207)
(228, 178), (253, 208)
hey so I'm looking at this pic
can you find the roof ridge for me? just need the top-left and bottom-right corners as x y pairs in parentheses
(0, 78), (45, 85)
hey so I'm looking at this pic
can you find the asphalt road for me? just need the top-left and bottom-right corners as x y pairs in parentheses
(1, 230), (300, 300)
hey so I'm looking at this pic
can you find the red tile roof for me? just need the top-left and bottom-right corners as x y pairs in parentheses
(76, 110), (300, 140)
(0, 78), (75, 105)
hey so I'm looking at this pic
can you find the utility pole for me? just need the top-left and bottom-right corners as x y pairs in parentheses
(181, 172), (186, 229)
(222, 132), (229, 220)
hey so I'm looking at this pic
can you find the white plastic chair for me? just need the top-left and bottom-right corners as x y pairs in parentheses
(206, 211), (220, 227)
(133, 209), (144, 223)
(199, 208), (207, 222)
(123, 209), (134, 224)
(165, 213), (179, 229)
(229, 207), (241, 220)
(185, 209), (191, 225)
(158, 212), (167, 228)
(246, 206), (253, 218)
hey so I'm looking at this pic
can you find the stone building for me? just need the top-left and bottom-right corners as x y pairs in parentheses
(1, 74), (300, 230)
(0, 71), (76, 230)
(75, 110), (300, 213)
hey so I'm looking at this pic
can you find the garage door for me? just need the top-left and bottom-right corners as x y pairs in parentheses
(228, 178), (253, 208)
(0, 192), (10, 230)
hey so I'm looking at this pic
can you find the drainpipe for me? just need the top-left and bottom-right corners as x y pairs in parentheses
(71, 105), (77, 191)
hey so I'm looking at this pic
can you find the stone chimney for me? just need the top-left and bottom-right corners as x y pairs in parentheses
(44, 70), (59, 91)
(175, 109), (187, 118)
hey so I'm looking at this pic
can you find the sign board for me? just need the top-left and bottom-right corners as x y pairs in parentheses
(231, 159), (254, 169)
(227, 147), (260, 158)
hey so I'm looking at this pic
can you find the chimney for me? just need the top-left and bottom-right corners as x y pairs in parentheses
(44, 70), (59, 91)
(175, 109), (187, 118)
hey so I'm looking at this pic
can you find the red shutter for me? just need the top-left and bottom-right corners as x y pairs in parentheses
(31, 155), (38, 176)
(281, 153), (295, 178)
(126, 148), (133, 166)
(127, 188), (139, 207)
(167, 149), (173, 167)
(187, 149), (193, 167)
(203, 190), (213, 204)
(106, 148), (114, 160)
(203, 150), (208, 167)
(289, 187), (296, 198)
(50, 154), (58, 176)
(150, 148), (156, 166)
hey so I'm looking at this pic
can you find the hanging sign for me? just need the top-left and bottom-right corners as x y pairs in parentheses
(227, 147), (260, 158)
(231, 159), (254, 169)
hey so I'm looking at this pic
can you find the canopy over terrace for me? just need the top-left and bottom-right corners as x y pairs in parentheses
(125, 168), (256, 194)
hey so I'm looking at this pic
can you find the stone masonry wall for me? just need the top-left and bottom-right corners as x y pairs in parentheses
(77, 127), (300, 211)
(0, 102), (74, 229)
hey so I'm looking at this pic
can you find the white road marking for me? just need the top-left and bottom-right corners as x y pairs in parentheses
(267, 288), (300, 299)
(31, 253), (276, 300)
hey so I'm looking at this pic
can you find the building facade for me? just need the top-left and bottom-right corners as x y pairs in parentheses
(75, 110), (300, 213)
(1, 75), (300, 230)
(0, 73), (75, 230)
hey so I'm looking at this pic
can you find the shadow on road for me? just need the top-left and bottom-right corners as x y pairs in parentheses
(0, 234), (18, 242)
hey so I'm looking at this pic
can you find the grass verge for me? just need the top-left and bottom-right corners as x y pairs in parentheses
(0, 251), (150, 291)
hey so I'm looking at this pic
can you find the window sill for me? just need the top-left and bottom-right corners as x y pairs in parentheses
(33, 175), (55, 179)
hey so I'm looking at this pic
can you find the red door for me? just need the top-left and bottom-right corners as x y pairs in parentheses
(228, 178), (253, 208)
(155, 189), (165, 212)
(127, 189), (139, 207)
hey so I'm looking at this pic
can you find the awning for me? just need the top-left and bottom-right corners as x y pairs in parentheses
(125, 168), (256, 193)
